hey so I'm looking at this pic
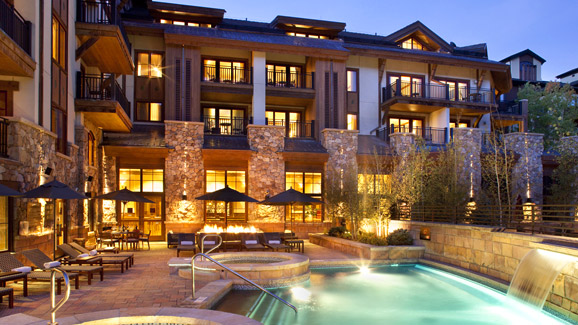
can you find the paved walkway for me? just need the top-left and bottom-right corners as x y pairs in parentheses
(0, 240), (358, 322)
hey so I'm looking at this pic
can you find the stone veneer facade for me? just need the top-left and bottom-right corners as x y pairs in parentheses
(452, 128), (482, 197)
(321, 128), (359, 187)
(505, 132), (544, 204)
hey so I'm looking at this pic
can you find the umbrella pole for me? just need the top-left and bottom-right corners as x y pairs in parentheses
(53, 199), (57, 260)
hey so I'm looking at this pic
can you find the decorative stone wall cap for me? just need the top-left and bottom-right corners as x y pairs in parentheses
(561, 136), (578, 140)
(70, 143), (79, 150)
(504, 132), (544, 138)
(452, 128), (482, 134)
(246, 124), (284, 130)
(321, 128), (359, 134)
(164, 120), (204, 126)
(56, 152), (73, 162)
(6, 116), (57, 138)
(389, 132), (416, 137)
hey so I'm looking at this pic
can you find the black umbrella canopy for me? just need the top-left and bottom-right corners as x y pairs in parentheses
(195, 185), (259, 203)
(95, 188), (154, 203)
(0, 183), (21, 197)
(259, 188), (323, 205)
(23, 180), (87, 200)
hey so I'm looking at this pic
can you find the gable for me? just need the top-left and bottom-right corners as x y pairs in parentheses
(384, 21), (453, 53)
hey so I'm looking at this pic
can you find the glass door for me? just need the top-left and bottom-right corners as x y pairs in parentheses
(119, 195), (164, 240)
(55, 199), (66, 246)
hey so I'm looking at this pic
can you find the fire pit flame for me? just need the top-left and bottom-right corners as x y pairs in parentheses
(201, 224), (259, 233)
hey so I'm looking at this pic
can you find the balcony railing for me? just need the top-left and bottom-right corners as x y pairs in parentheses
(375, 125), (448, 145)
(266, 119), (315, 138)
(202, 66), (252, 85)
(382, 81), (495, 105)
(202, 116), (252, 135)
(77, 0), (131, 53)
(0, 117), (8, 158)
(266, 71), (314, 89)
(497, 100), (522, 115)
(76, 72), (130, 117)
(0, 0), (31, 55)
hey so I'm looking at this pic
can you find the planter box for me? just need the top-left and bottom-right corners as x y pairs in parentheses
(309, 233), (425, 261)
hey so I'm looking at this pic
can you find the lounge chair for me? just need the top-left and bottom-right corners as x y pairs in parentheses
(176, 234), (196, 257)
(223, 233), (241, 252)
(69, 242), (134, 267)
(197, 233), (220, 253)
(0, 271), (27, 297)
(22, 249), (104, 285)
(58, 244), (129, 273)
(263, 232), (290, 252)
(241, 233), (267, 251)
(0, 287), (13, 308)
(0, 253), (79, 295)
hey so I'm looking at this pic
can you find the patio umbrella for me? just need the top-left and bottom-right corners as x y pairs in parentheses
(0, 183), (21, 196)
(23, 180), (87, 259)
(94, 188), (154, 229)
(259, 188), (324, 233)
(195, 185), (259, 228)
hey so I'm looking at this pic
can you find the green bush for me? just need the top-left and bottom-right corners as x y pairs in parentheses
(386, 229), (413, 245)
(328, 226), (348, 237)
(357, 232), (388, 246)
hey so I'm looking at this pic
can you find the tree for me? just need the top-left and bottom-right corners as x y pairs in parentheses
(549, 140), (578, 205)
(519, 82), (578, 149)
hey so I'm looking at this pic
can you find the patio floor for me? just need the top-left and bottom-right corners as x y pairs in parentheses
(0, 240), (359, 322)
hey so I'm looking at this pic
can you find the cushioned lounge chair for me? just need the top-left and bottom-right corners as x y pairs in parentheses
(223, 233), (241, 252)
(22, 249), (104, 285)
(241, 233), (268, 251)
(197, 233), (220, 253)
(69, 242), (134, 267)
(176, 233), (196, 257)
(58, 244), (129, 273)
(0, 253), (79, 295)
(263, 232), (290, 252)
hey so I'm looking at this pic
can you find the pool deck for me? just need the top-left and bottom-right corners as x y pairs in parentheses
(0, 240), (361, 323)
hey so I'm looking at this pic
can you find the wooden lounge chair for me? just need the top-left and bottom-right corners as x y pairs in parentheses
(263, 232), (290, 252)
(176, 233), (196, 257)
(0, 287), (13, 308)
(0, 271), (27, 297)
(22, 249), (104, 285)
(58, 244), (129, 273)
(241, 233), (268, 251)
(69, 242), (134, 267)
(0, 253), (79, 295)
(223, 233), (241, 252)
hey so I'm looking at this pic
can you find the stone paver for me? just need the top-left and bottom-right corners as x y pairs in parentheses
(0, 240), (359, 322)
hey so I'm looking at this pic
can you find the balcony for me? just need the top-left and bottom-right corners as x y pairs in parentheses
(75, 0), (134, 74)
(0, 0), (34, 77)
(202, 116), (252, 136)
(265, 71), (315, 105)
(266, 70), (314, 89)
(266, 119), (315, 138)
(75, 72), (132, 132)
(201, 65), (253, 103)
(202, 65), (252, 85)
(375, 125), (449, 146)
(497, 100), (522, 115)
(381, 81), (496, 114)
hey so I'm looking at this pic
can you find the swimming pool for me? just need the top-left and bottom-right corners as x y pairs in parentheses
(214, 264), (571, 324)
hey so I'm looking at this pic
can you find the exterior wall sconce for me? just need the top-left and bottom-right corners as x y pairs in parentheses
(419, 227), (431, 240)
(85, 192), (92, 198)
(44, 167), (52, 175)
(87, 176), (93, 182)
(182, 192), (187, 200)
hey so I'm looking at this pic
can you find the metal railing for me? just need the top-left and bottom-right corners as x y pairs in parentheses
(49, 268), (71, 325)
(382, 81), (495, 105)
(266, 119), (315, 138)
(0, 0), (31, 55)
(202, 66), (252, 85)
(191, 252), (297, 313)
(267, 70), (314, 89)
(497, 100), (523, 115)
(76, 72), (130, 117)
(0, 117), (8, 158)
(375, 125), (448, 145)
(77, 0), (131, 53)
(200, 234), (222, 254)
(399, 204), (578, 237)
(202, 116), (251, 135)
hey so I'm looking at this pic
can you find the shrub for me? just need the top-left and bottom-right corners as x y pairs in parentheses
(357, 232), (387, 246)
(386, 229), (413, 245)
(328, 226), (348, 237)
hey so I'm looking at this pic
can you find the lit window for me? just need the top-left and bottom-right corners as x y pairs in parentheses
(173, 21), (185, 26)
(358, 174), (390, 194)
(400, 38), (425, 50)
(203, 59), (246, 83)
(120, 169), (141, 192)
(347, 70), (357, 92)
(137, 53), (163, 78)
(0, 197), (9, 251)
(285, 172), (322, 222)
(450, 122), (468, 128)
(142, 169), (164, 192)
(160, 19), (170, 24)
(137, 102), (163, 122)
(205, 170), (247, 223)
(347, 114), (357, 131)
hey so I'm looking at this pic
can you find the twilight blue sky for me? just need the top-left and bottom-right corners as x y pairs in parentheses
(159, 0), (577, 81)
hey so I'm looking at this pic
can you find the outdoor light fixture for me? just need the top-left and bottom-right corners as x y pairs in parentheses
(44, 167), (52, 176)
(87, 176), (93, 182)
(182, 192), (187, 200)
(85, 192), (92, 198)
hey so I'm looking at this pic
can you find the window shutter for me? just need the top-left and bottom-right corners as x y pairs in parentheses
(324, 72), (330, 128)
(175, 59), (181, 120)
(333, 72), (338, 128)
(185, 59), (192, 121)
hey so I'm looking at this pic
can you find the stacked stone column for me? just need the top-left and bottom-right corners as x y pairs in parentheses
(504, 132), (544, 204)
(452, 128), (482, 198)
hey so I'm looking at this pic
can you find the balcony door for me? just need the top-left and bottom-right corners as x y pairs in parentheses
(389, 75), (423, 97)
(204, 108), (245, 135)
(389, 117), (423, 136)
(265, 110), (301, 137)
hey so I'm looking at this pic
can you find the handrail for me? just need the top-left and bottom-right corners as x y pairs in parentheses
(48, 267), (71, 325)
(200, 234), (223, 254)
(191, 253), (297, 313)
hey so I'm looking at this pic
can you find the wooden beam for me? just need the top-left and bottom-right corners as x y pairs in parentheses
(476, 69), (486, 90)
(75, 37), (99, 60)
(378, 59), (386, 85)
(429, 63), (438, 81)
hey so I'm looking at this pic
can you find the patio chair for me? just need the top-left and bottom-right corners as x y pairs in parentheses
(0, 253), (79, 295)
(69, 242), (134, 267)
(22, 249), (104, 285)
(263, 232), (290, 252)
(139, 230), (151, 250)
(241, 233), (267, 251)
(99, 230), (121, 248)
(176, 233), (196, 257)
(0, 271), (27, 297)
(123, 230), (140, 250)
(197, 233), (220, 253)
(0, 287), (13, 308)
(58, 244), (129, 273)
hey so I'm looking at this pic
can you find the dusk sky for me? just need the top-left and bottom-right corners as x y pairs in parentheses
(159, 0), (577, 81)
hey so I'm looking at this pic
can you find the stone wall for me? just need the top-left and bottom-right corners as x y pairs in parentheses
(247, 125), (285, 223)
(401, 221), (578, 321)
(505, 132), (544, 204)
(389, 132), (416, 156)
(101, 153), (117, 225)
(452, 128), (482, 197)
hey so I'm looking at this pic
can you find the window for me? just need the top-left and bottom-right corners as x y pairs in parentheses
(119, 169), (164, 193)
(0, 91), (7, 116)
(51, 108), (67, 154)
(520, 61), (537, 81)
(266, 110), (302, 138)
(358, 174), (390, 194)
(202, 59), (247, 84)
(52, 17), (66, 68)
(137, 53), (163, 78)
(87, 131), (96, 167)
(205, 170), (247, 223)
(450, 121), (469, 128)
(0, 196), (9, 252)
(400, 38), (425, 50)
(389, 117), (423, 135)
(160, 19), (212, 28)
(136, 102), (163, 122)
(266, 64), (303, 88)
(388, 75), (424, 97)
(436, 79), (469, 101)
(52, 14), (67, 155)
(347, 70), (357, 92)
(347, 114), (357, 131)
(203, 107), (245, 135)
(286, 32), (328, 39)
(285, 172), (323, 222)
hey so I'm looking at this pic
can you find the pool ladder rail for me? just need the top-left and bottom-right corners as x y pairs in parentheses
(191, 251), (297, 314)
(48, 265), (71, 325)
(200, 234), (223, 254)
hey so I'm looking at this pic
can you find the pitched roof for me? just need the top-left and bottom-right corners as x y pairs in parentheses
(500, 49), (546, 64)
(383, 21), (453, 53)
(556, 67), (578, 79)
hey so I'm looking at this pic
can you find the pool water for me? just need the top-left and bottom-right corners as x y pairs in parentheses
(214, 264), (571, 324)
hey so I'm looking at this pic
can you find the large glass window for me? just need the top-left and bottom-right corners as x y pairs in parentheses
(202, 59), (246, 83)
(400, 38), (425, 50)
(389, 75), (424, 97)
(205, 170), (247, 223)
(52, 17), (66, 68)
(436, 79), (469, 101)
(388, 117), (423, 135)
(347, 70), (357, 92)
(203, 107), (245, 135)
(266, 110), (302, 138)
(87, 131), (96, 167)
(0, 197), (8, 252)
(285, 172), (322, 222)
(358, 174), (390, 194)
(347, 114), (357, 131)
(0, 91), (7, 116)
(119, 169), (163, 193)
(137, 53), (163, 78)
(136, 102), (163, 122)
(266, 64), (303, 88)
